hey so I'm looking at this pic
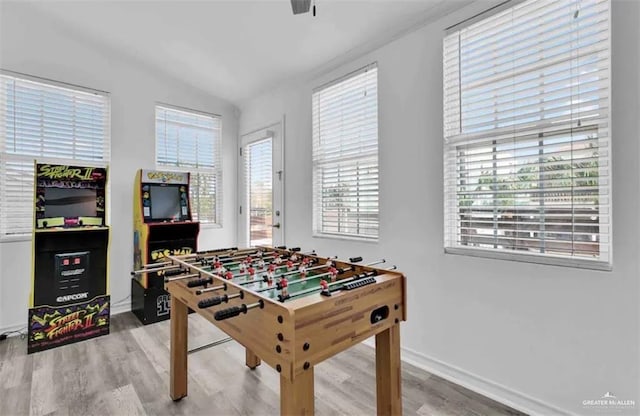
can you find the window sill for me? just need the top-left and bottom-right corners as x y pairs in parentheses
(444, 246), (612, 271)
(312, 232), (378, 244)
(0, 234), (32, 243)
(199, 223), (222, 230)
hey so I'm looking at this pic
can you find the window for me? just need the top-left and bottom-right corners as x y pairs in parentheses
(155, 105), (222, 225)
(443, 0), (610, 268)
(312, 64), (379, 240)
(0, 72), (110, 239)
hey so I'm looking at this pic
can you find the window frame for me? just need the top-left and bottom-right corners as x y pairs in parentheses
(154, 103), (223, 228)
(442, 0), (612, 270)
(0, 70), (111, 242)
(311, 63), (380, 242)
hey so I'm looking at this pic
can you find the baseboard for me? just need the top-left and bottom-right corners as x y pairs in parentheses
(110, 301), (131, 316)
(0, 322), (27, 337)
(399, 346), (573, 416)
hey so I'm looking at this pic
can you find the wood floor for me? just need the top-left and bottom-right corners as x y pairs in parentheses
(0, 312), (524, 416)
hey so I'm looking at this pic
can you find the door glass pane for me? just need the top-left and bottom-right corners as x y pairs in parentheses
(246, 138), (272, 246)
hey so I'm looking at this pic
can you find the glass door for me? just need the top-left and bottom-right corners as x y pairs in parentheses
(239, 122), (283, 247)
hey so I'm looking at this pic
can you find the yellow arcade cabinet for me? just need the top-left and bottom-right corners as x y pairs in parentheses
(131, 169), (199, 324)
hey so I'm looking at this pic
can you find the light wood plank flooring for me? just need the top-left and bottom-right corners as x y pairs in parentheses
(0, 312), (525, 416)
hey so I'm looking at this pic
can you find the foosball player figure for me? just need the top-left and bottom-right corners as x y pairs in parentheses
(247, 266), (255, 279)
(326, 258), (334, 268)
(329, 266), (339, 283)
(298, 263), (308, 279)
(274, 255), (283, 265)
(224, 270), (234, 280)
(290, 252), (298, 262)
(278, 276), (290, 302)
(319, 278), (330, 296)
(286, 260), (294, 271)
(265, 264), (276, 286)
(214, 261), (225, 276)
(257, 258), (266, 270)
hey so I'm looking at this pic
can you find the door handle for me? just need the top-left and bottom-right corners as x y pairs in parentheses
(272, 223), (281, 229)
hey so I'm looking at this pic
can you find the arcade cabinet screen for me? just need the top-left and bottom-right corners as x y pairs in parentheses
(150, 185), (181, 221)
(44, 187), (97, 218)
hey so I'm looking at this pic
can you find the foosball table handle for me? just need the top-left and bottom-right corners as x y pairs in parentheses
(198, 296), (226, 308)
(342, 277), (377, 290)
(214, 304), (247, 320)
(163, 268), (186, 277)
(198, 291), (244, 308)
(187, 277), (213, 288)
(214, 300), (264, 321)
(349, 256), (363, 263)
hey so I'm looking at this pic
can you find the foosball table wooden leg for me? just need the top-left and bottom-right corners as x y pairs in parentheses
(375, 324), (402, 415)
(280, 367), (314, 416)
(170, 297), (189, 401)
(245, 348), (262, 369)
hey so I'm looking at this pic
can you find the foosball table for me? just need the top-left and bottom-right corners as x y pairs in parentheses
(144, 246), (406, 415)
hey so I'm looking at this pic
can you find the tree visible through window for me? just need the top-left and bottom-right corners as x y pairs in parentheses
(0, 72), (110, 238)
(443, 0), (610, 267)
(312, 64), (379, 240)
(155, 105), (222, 225)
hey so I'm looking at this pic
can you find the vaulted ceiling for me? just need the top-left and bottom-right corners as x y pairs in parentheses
(14, 0), (473, 105)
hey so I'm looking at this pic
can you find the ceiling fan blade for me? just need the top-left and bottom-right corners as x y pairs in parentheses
(291, 0), (311, 15)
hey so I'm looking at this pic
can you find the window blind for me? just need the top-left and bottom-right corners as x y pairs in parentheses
(443, 0), (611, 267)
(0, 73), (110, 238)
(155, 105), (222, 225)
(312, 64), (379, 240)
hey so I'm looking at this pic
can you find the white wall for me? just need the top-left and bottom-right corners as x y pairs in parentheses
(0, 3), (238, 330)
(239, 1), (640, 414)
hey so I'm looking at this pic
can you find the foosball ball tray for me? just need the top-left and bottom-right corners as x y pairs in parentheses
(148, 246), (406, 415)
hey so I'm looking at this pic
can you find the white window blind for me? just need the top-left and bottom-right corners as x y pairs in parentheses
(0, 72), (110, 238)
(443, 0), (611, 268)
(312, 64), (379, 240)
(155, 105), (222, 225)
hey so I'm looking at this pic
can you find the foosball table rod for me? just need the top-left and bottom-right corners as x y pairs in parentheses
(299, 264), (395, 300)
(200, 258), (317, 283)
(177, 246), (242, 259)
(195, 283), (227, 295)
(256, 258), (371, 294)
(192, 246), (301, 263)
(164, 273), (201, 283)
(131, 263), (181, 275)
(196, 251), (303, 269)
(285, 270), (378, 300)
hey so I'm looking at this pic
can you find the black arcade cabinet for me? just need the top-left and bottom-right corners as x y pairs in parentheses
(28, 163), (110, 354)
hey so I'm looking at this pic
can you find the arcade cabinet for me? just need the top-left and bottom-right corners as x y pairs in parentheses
(131, 169), (199, 324)
(28, 163), (110, 354)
